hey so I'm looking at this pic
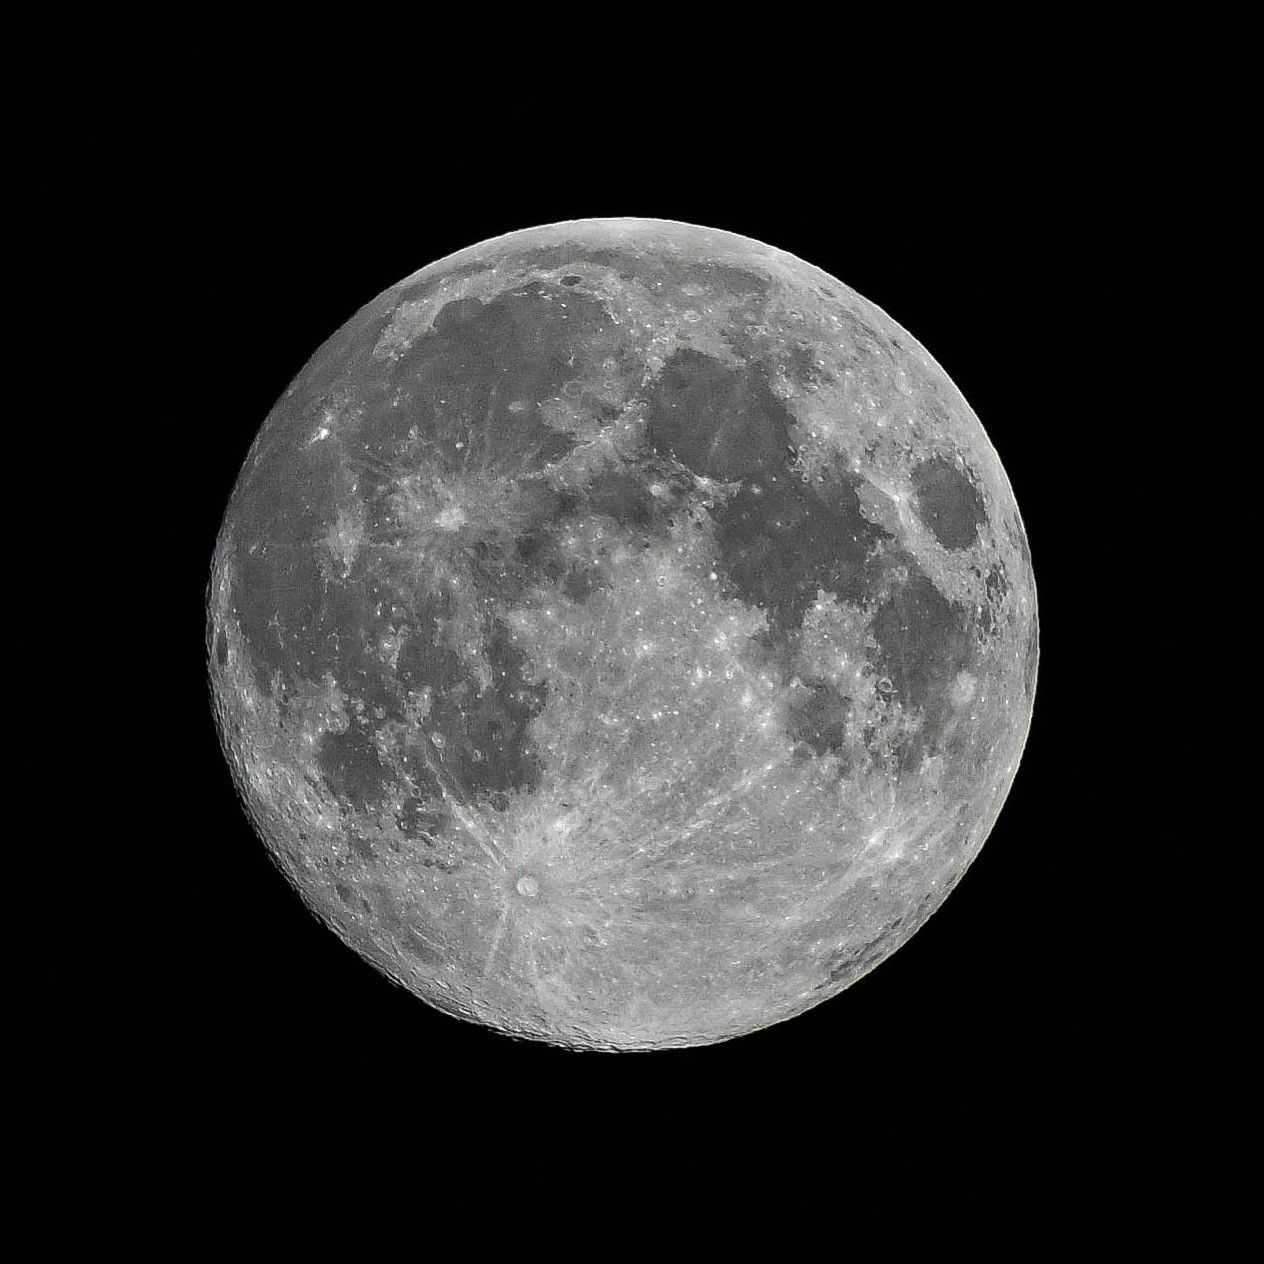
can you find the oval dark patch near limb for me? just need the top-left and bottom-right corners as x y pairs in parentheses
(912, 457), (986, 550)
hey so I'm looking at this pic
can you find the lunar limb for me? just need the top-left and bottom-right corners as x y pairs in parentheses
(209, 219), (1037, 1050)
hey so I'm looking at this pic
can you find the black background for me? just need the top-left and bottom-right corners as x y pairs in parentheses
(153, 134), (1113, 1133)
(0, 6), (1193, 1220)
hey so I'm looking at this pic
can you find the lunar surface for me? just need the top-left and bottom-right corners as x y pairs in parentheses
(208, 218), (1037, 1050)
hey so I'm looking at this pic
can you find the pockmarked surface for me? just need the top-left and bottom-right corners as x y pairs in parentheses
(208, 219), (1037, 1049)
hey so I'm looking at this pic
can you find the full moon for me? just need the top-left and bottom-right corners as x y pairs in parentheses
(208, 218), (1037, 1050)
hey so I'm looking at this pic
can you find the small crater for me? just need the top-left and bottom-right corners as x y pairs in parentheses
(559, 275), (582, 287)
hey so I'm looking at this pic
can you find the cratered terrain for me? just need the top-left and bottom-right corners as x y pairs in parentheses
(208, 218), (1037, 1050)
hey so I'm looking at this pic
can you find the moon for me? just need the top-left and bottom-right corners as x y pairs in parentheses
(208, 218), (1037, 1050)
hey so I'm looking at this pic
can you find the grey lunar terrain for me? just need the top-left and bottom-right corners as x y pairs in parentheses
(208, 218), (1037, 1049)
